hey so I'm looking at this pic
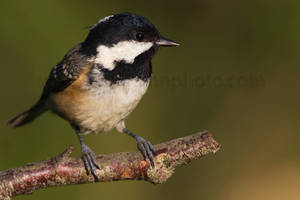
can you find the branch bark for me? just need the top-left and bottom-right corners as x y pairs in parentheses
(0, 131), (220, 200)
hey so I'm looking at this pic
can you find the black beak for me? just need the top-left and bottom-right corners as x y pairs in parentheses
(156, 37), (179, 47)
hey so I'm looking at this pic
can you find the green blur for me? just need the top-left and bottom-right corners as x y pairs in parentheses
(0, 0), (300, 200)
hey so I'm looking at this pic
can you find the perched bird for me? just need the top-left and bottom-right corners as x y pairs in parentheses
(7, 12), (179, 181)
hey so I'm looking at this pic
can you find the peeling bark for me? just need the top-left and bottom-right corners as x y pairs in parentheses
(0, 131), (220, 200)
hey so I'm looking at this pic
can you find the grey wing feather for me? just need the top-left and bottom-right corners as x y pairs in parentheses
(41, 43), (89, 98)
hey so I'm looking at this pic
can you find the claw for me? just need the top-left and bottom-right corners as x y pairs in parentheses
(147, 141), (156, 155)
(144, 142), (154, 167)
(137, 142), (147, 160)
(81, 144), (99, 182)
(82, 155), (90, 175)
(135, 136), (156, 167)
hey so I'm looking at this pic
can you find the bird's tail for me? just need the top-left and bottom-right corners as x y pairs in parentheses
(7, 100), (47, 128)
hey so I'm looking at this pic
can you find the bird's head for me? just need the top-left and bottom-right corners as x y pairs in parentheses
(81, 12), (179, 71)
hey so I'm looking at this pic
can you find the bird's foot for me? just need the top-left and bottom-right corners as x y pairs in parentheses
(135, 136), (156, 167)
(81, 144), (100, 181)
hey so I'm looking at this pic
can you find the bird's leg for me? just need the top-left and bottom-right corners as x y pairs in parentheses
(123, 128), (156, 167)
(72, 125), (100, 181)
(116, 121), (156, 167)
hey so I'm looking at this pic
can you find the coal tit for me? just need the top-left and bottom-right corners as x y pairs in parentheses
(8, 12), (179, 181)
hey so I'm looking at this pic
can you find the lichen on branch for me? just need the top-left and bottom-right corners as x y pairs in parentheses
(0, 131), (220, 200)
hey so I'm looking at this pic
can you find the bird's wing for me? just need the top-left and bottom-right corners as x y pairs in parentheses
(41, 44), (89, 98)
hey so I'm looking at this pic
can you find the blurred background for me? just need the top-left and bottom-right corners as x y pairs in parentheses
(0, 0), (300, 199)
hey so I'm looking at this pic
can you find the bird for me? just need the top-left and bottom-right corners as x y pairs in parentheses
(7, 12), (179, 181)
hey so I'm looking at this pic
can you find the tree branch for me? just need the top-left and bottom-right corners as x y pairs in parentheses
(0, 131), (220, 200)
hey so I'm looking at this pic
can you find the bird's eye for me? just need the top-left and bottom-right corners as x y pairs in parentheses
(136, 32), (144, 41)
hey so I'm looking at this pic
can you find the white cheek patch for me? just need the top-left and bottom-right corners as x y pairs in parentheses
(94, 41), (153, 70)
